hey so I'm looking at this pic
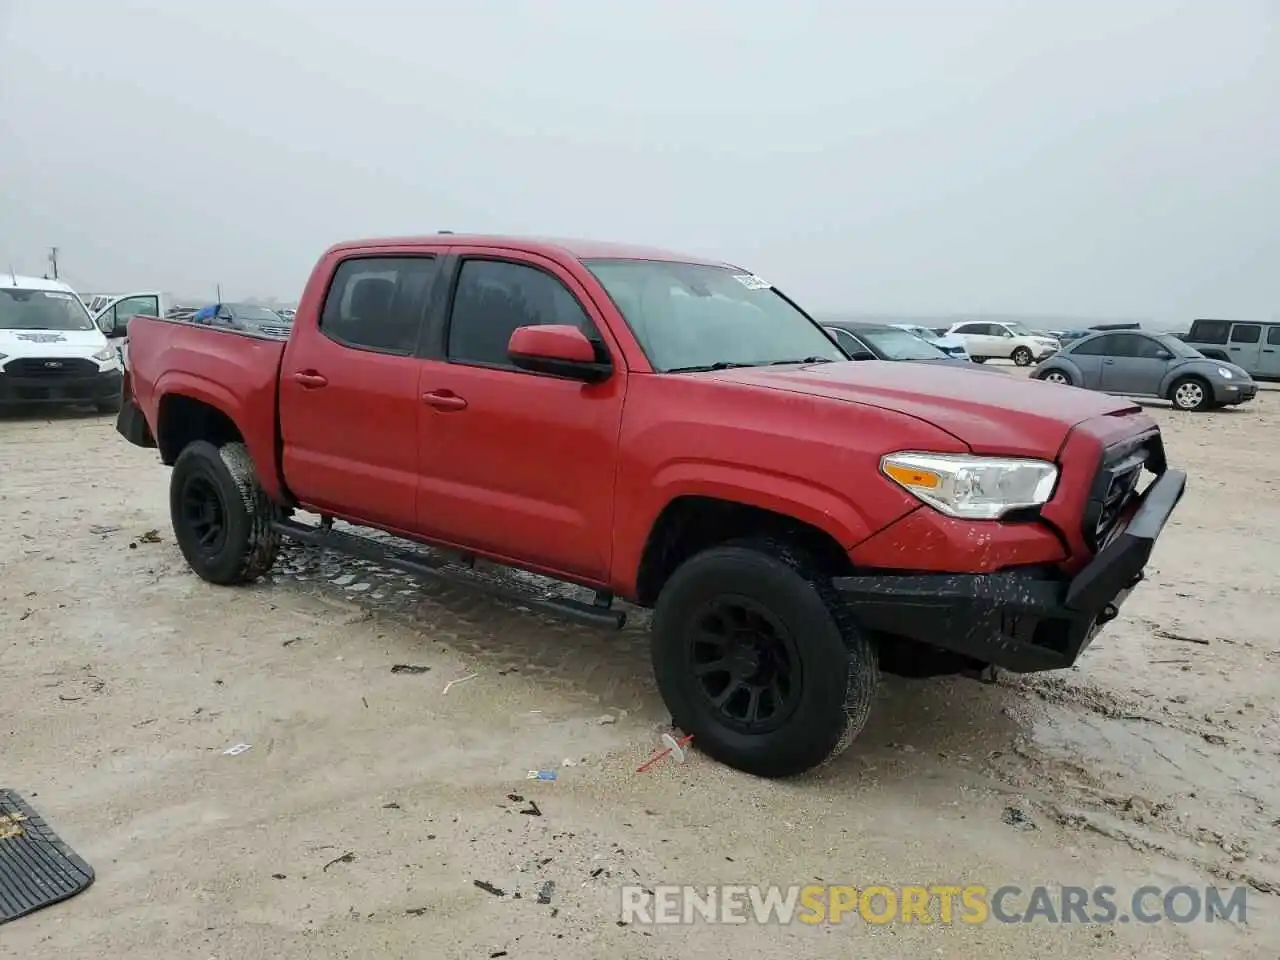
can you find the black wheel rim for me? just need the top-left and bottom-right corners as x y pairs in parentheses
(687, 595), (803, 734)
(181, 474), (228, 556)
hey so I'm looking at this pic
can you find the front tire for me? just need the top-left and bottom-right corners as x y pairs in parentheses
(170, 440), (280, 584)
(1169, 376), (1212, 412)
(1011, 346), (1034, 366)
(971, 357), (986, 364)
(650, 538), (878, 778)
(1041, 369), (1073, 385)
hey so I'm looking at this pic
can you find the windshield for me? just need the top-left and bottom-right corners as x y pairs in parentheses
(232, 304), (288, 323)
(1003, 322), (1036, 337)
(1158, 334), (1202, 359)
(857, 327), (949, 360)
(0, 288), (96, 331)
(583, 260), (846, 371)
(900, 324), (939, 341)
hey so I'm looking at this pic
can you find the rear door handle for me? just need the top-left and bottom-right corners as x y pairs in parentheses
(293, 371), (328, 388)
(422, 390), (467, 411)
(1103, 359), (1115, 364)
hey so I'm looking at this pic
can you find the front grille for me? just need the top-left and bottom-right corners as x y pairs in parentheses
(5, 357), (99, 378)
(1082, 434), (1161, 551)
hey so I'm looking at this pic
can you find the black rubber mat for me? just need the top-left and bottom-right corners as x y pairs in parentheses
(0, 789), (94, 924)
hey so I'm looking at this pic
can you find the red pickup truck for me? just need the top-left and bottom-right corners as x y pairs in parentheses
(118, 234), (1186, 777)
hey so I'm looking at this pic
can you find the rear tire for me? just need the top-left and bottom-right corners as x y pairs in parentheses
(650, 537), (878, 778)
(1040, 369), (1073, 385)
(971, 357), (986, 364)
(1169, 376), (1212, 412)
(170, 440), (280, 584)
(1012, 346), (1034, 366)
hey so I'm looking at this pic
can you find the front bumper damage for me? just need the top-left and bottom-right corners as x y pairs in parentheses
(832, 467), (1187, 673)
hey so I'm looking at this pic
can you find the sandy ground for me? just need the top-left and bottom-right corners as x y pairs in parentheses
(2, 376), (1279, 959)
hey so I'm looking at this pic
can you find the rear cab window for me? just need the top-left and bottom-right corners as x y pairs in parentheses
(320, 256), (440, 355)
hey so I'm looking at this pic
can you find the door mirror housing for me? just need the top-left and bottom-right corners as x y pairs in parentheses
(1155, 349), (1172, 361)
(508, 325), (611, 383)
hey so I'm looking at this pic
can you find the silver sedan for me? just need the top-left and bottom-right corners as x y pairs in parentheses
(1031, 330), (1257, 411)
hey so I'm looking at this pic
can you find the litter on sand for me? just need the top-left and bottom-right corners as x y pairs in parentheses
(222, 743), (252, 756)
(636, 733), (694, 773)
(442, 673), (478, 694)
(390, 664), (431, 675)
(527, 770), (557, 781)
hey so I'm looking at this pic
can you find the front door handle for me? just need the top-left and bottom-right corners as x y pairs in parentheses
(422, 390), (467, 411)
(293, 371), (328, 388)
(1103, 359), (1115, 364)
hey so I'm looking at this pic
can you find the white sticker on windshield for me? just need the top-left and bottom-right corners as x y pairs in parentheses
(732, 274), (772, 290)
(46, 292), (74, 299)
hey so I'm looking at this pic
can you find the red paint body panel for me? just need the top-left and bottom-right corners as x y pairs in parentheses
(126, 317), (288, 502)
(124, 233), (1170, 603)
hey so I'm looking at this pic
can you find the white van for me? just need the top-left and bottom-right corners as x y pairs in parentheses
(89, 290), (168, 368)
(0, 274), (124, 413)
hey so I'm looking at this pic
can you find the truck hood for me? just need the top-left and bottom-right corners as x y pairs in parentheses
(0, 328), (108, 356)
(705, 361), (1140, 457)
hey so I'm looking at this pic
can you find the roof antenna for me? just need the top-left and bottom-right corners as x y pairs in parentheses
(7, 264), (15, 285)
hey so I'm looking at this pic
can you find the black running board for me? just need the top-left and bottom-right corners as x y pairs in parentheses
(270, 517), (627, 630)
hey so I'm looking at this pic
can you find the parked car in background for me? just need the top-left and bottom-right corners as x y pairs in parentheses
(1032, 330), (1256, 411)
(1181, 318), (1280, 381)
(190, 302), (293, 338)
(0, 274), (123, 412)
(891, 323), (970, 360)
(823, 320), (1000, 369)
(946, 321), (1060, 366)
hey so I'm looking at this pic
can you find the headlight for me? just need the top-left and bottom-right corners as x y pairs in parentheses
(1217, 367), (1232, 379)
(92, 346), (116, 362)
(880, 452), (1059, 520)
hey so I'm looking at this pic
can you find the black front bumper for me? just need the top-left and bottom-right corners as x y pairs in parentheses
(831, 468), (1187, 673)
(0, 368), (122, 405)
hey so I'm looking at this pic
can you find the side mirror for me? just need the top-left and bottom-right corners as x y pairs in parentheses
(508, 325), (611, 383)
(848, 349), (876, 361)
(1155, 350), (1172, 361)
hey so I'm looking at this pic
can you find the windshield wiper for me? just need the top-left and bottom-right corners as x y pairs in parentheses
(764, 356), (836, 366)
(664, 361), (761, 373)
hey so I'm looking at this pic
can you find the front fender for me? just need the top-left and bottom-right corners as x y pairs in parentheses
(1158, 362), (1212, 396)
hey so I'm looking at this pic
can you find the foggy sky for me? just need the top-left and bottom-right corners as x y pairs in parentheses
(1, 0), (1276, 321)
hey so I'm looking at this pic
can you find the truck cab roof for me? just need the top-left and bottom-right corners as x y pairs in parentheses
(327, 234), (730, 266)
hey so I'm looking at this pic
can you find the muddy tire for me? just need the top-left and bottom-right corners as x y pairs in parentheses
(650, 537), (878, 778)
(170, 440), (280, 585)
(1169, 376), (1211, 412)
(1011, 346), (1034, 366)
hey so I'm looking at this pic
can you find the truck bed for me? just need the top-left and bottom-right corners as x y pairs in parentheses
(125, 316), (289, 500)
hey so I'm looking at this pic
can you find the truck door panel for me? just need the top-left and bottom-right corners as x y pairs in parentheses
(279, 255), (439, 528)
(1227, 323), (1262, 373)
(414, 252), (624, 581)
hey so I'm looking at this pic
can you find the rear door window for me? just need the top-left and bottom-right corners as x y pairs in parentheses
(320, 256), (440, 355)
(1229, 324), (1261, 344)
